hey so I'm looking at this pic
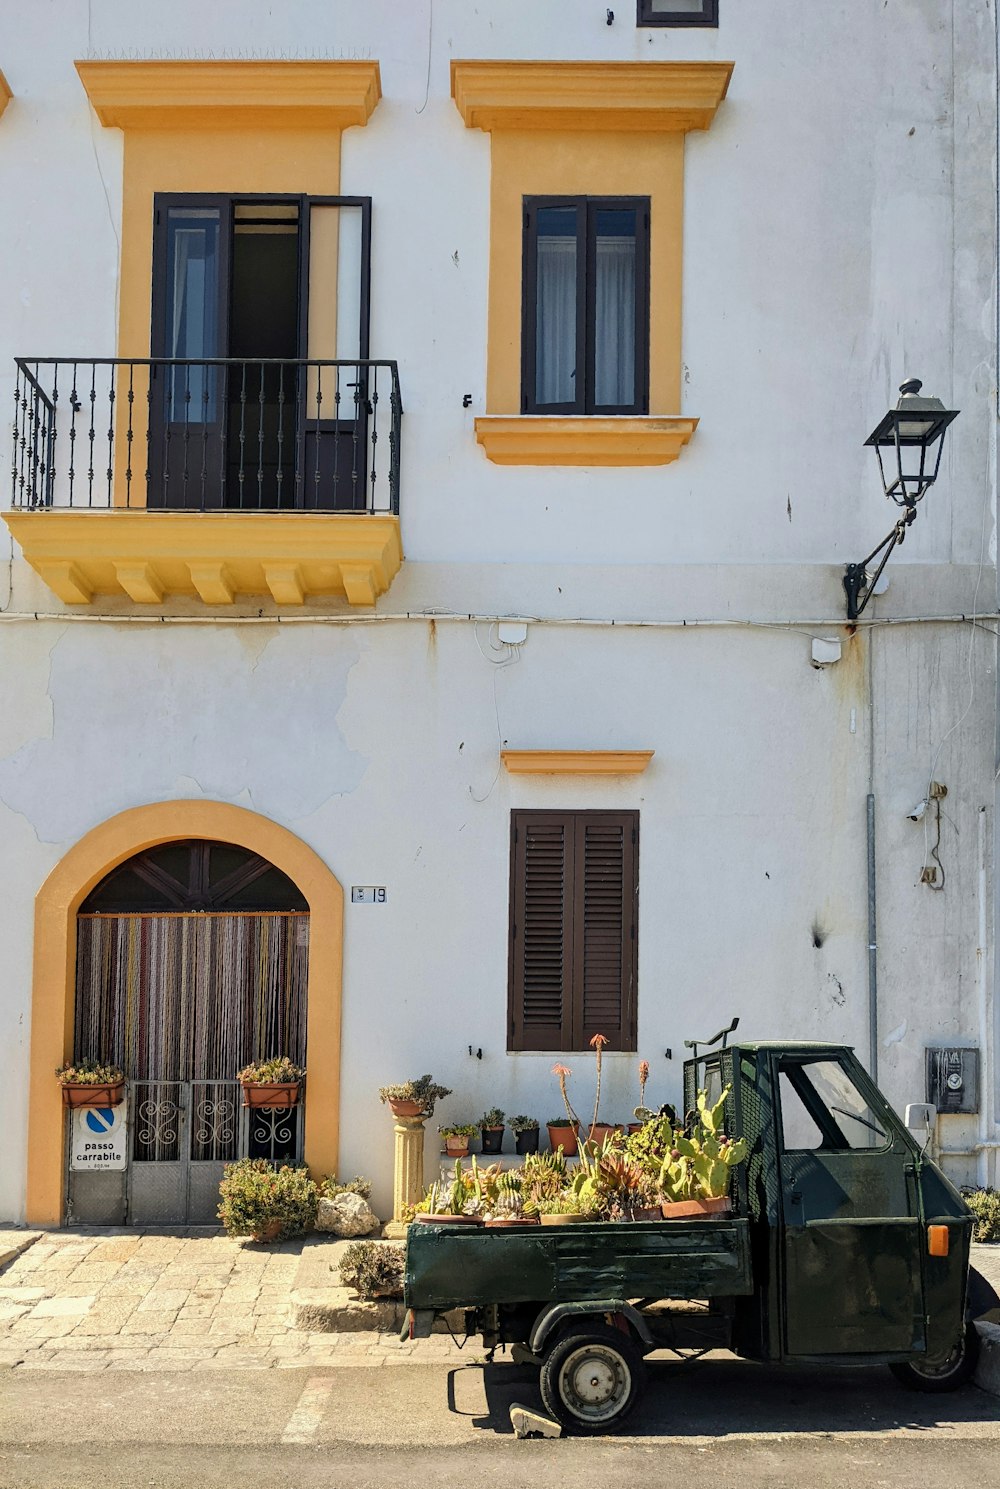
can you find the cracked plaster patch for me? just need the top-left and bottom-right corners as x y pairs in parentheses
(0, 626), (368, 842)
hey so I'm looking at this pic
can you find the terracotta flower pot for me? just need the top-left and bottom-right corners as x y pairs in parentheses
(514, 1128), (540, 1155)
(60, 1081), (126, 1109)
(240, 1081), (301, 1109)
(584, 1122), (621, 1148)
(485, 1216), (540, 1229)
(387, 1098), (426, 1119)
(539, 1212), (589, 1227)
(660, 1195), (732, 1220)
(480, 1126), (504, 1155)
(443, 1137), (471, 1157)
(627, 1123), (644, 1135)
(546, 1121), (579, 1157)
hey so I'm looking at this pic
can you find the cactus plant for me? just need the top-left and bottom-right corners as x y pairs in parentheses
(658, 1087), (747, 1202)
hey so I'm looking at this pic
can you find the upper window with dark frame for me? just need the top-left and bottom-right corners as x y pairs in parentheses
(508, 809), (639, 1053)
(522, 197), (650, 416)
(637, 0), (718, 25)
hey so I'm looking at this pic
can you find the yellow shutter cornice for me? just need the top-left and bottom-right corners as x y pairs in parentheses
(502, 751), (655, 775)
(75, 59), (382, 130)
(451, 59), (732, 134)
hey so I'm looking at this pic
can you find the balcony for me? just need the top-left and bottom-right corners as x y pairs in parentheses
(7, 357), (403, 606)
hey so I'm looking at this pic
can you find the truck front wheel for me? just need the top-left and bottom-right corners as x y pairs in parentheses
(539, 1323), (646, 1434)
(889, 1323), (981, 1393)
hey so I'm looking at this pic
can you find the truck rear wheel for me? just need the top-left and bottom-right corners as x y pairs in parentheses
(889, 1323), (980, 1393)
(539, 1323), (646, 1434)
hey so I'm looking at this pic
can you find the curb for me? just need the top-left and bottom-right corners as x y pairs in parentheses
(0, 1232), (41, 1271)
(974, 1321), (1000, 1398)
(291, 1287), (463, 1335)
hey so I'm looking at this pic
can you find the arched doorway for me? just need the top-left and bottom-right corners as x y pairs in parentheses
(26, 802), (344, 1227)
(70, 840), (309, 1225)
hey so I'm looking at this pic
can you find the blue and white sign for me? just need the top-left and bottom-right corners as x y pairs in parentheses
(70, 1099), (127, 1171)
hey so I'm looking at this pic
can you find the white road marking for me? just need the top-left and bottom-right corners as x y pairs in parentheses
(282, 1375), (335, 1443)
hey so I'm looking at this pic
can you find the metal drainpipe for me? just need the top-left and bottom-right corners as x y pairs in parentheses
(867, 792), (878, 1084)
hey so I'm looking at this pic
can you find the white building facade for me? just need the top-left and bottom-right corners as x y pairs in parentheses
(0, 0), (996, 1225)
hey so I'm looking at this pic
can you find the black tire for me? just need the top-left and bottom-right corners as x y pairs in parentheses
(539, 1323), (646, 1434)
(889, 1323), (981, 1393)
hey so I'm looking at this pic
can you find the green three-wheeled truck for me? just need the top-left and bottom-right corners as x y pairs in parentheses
(403, 1038), (1000, 1433)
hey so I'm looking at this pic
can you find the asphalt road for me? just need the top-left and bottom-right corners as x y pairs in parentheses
(2, 1354), (1000, 1489)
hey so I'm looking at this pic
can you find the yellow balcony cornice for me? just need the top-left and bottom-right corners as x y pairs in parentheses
(0, 69), (12, 119)
(3, 510), (402, 608)
(502, 750), (655, 775)
(75, 59), (382, 131)
(451, 59), (733, 134)
(475, 415), (698, 467)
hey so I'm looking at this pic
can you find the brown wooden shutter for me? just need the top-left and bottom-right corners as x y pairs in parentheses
(508, 812), (574, 1051)
(509, 810), (638, 1052)
(576, 813), (637, 1050)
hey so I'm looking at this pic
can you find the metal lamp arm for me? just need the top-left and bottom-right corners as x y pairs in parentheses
(843, 507), (916, 621)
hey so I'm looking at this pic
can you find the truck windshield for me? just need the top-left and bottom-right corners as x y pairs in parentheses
(778, 1059), (888, 1151)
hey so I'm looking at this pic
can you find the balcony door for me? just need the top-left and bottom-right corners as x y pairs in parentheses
(149, 195), (371, 511)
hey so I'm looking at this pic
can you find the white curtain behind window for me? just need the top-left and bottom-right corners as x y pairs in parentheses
(594, 236), (635, 408)
(535, 235), (577, 406)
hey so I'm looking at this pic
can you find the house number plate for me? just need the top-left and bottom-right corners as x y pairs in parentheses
(351, 887), (387, 904)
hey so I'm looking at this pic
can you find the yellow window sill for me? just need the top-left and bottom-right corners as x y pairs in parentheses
(3, 510), (402, 608)
(475, 416), (698, 467)
(502, 750), (655, 775)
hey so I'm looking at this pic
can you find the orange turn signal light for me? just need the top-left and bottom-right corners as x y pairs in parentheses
(928, 1225), (949, 1257)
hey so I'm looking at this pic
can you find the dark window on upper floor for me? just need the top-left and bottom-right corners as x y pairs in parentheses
(508, 810), (639, 1052)
(637, 0), (718, 25)
(521, 197), (650, 417)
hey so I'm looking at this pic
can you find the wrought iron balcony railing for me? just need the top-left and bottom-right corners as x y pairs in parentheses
(12, 358), (402, 515)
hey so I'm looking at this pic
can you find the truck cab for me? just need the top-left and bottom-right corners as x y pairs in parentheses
(694, 1042), (972, 1376)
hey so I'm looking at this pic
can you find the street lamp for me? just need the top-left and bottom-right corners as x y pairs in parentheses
(843, 379), (960, 620)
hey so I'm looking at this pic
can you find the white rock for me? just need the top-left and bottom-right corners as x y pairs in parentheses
(315, 1192), (380, 1237)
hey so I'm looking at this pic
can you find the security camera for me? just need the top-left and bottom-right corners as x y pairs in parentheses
(907, 799), (929, 822)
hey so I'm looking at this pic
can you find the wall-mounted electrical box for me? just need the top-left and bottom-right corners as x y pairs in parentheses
(925, 1046), (979, 1115)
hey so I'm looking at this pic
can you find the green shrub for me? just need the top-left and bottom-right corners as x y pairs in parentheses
(338, 1241), (405, 1299)
(320, 1175), (373, 1201)
(217, 1159), (318, 1242)
(965, 1187), (1000, 1243)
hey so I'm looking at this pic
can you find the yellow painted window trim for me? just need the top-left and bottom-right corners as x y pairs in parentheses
(3, 510), (403, 609)
(502, 750), (655, 775)
(451, 59), (733, 134)
(0, 69), (12, 118)
(475, 415), (697, 467)
(75, 59), (382, 130)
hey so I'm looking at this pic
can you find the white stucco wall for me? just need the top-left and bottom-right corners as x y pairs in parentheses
(0, 0), (996, 1220)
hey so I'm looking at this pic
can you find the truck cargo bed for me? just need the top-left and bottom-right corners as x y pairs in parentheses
(404, 1217), (753, 1312)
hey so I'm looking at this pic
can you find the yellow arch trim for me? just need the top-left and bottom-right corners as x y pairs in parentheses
(26, 800), (344, 1225)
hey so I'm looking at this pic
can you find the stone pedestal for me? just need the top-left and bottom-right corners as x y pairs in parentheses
(391, 1114), (426, 1222)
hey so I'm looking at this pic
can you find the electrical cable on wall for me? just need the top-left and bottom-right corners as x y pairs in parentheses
(469, 622), (522, 803)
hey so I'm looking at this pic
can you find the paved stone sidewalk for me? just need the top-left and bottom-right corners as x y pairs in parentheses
(0, 1230), (467, 1373)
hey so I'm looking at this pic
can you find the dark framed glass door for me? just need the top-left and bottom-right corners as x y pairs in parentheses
(149, 193), (372, 511)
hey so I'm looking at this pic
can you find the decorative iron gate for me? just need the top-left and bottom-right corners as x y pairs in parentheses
(67, 843), (309, 1226)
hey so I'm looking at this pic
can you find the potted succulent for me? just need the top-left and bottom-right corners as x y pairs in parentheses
(479, 1107), (506, 1155)
(55, 1059), (126, 1108)
(217, 1158), (318, 1242)
(535, 1193), (590, 1227)
(413, 1160), (485, 1226)
(659, 1086), (748, 1219)
(483, 1170), (539, 1228)
(547, 1064), (580, 1156)
(439, 1122), (478, 1158)
(510, 1114), (540, 1156)
(237, 1056), (305, 1108)
(378, 1074), (452, 1120)
(628, 1060), (651, 1134)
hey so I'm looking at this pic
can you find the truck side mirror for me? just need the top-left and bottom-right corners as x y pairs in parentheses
(904, 1102), (937, 1153)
